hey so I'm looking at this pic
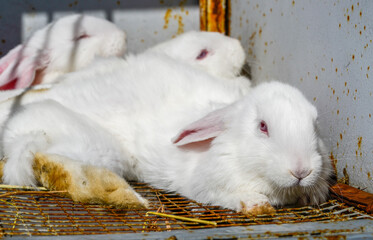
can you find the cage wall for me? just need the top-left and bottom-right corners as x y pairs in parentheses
(228, 0), (373, 193)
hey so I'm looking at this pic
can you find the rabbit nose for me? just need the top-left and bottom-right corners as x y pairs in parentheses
(290, 169), (312, 180)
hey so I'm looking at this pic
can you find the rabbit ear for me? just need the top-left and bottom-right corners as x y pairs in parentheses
(0, 45), (47, 90)
(172, 107), (229, 146)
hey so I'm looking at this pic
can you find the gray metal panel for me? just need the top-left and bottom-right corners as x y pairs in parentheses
(0, 0), (199, 55)
(229, 0), (373, 193)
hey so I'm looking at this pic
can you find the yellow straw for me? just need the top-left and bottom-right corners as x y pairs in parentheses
(0, 184), (48, 191)
(146, 211), (217, 226)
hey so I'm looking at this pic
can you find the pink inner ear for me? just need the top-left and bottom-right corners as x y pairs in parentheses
(0, 79), (17, 90)
(172, 106), (230, 146)
(0, 45), (23, 75)
(172, 130), (198, 144)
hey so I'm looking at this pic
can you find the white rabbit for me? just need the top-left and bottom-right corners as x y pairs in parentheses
(0, 14), (126, 90)
(0, 51), (331, 214)
(0, 30), (250, 102)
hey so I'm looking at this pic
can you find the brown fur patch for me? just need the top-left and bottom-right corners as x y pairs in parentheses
(33, 153), (72, 194)
(33, 152), (147, 209)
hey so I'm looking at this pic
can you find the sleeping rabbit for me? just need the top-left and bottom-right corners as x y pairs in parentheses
(0, 50), (331, 214)
(0, 14), (126, 90)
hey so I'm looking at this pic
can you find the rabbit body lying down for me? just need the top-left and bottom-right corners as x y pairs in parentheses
(0, 51), (332, 213)
(0, 14), (127, 90)
(0, 30), (250, 102)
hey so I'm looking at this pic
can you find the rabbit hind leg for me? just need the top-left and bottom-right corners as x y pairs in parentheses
(33, 152), (148, 209)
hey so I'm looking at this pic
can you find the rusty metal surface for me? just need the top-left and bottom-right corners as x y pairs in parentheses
(228, 0), (373, 194)
(331, 183), (373, 214)
(199, 0), (226, 33)
(0, 182), (372, 237)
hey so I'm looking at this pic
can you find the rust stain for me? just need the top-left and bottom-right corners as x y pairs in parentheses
(351, 4), (354, 12)
(249, 31), (256, 40)
(0, 160), (4, 180)
(329, 152), (337, 175)
(331, 58), (334, 62)
(352, 54), (355, 60)
(368, 172), (372, 180)
(315, 75), (318, 80)
(258, 27), (263, 37)
(292, 0), (295, 6)
(345, 82), (347, 87)
(357, 136), (362, 150)
(313, 97), (316, 102)
(179, 0), (187, 12)
(339, 133), (343, 140)
(177, 15), (185, 34)
(347, 15), (350, 22)
(360, 11), (362, 17)
(163, 8), (172, 29)
(341, 167), (350, 185)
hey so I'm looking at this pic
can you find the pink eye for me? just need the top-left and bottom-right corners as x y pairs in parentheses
(259, 120), (269, 136)
(196, 49), (208, 60)
(75, 33), (90, 41)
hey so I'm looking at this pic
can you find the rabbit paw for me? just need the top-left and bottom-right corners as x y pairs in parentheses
(240, 201), (276, 215)
(239, 194), (275, 215)
(33, 152), (148, 209)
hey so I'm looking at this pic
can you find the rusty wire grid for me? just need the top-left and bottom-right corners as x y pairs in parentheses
(0, 182), (372, 237)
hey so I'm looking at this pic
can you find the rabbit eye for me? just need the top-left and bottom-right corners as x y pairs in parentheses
(75, 33), (90, 41)
(196, 49), (208, 60)
(259, 120), (269, 136)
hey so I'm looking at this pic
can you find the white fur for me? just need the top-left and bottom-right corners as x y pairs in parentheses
(0, 14), (126, 89)
(148, 31), (251, 94)
(0, 51), (331, 211)
(0, 30), (250, 100)
(149, 31), (245, 79)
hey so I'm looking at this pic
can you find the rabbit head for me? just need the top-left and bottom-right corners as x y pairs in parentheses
(173, 81), (332, 207)
(148, 31), (246, 79)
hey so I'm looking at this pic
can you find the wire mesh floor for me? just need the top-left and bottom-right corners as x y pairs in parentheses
(0, 182), (372, 237)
